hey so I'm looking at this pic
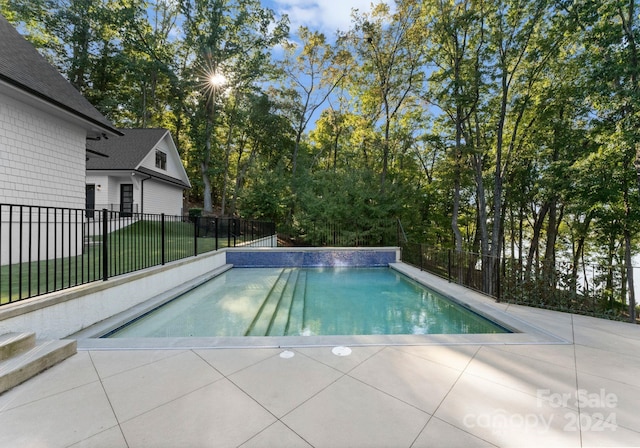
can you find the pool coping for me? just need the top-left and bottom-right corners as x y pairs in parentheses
(72, 262), (568, 350)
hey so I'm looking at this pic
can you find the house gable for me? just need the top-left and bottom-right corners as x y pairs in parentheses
(138, 131), (191, 188)
(0, 13), (119, 209)
(0, 14), (120, 139)
(87, 128), (190, 189)
(86, 128), (191, 216)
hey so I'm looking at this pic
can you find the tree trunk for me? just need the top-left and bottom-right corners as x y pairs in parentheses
(624, 185), (636, 322)
(620, 0), (638, 323)
(543, 197), (558, 288)
(69, 5), (90, 92)
(220, 100), (238, 217)
(231, 144), (258, 216)
(526, 202), (550, 281)
(451, 89), (466, 252)
(381, 97), (391, 191)
(625, 229), (636, 322)
(473, 151), (490, 292)
(571, 214), (592, 297)
(469, 108), (490, 293)
(451, 163), (463, 253)
(202, 104), (214, 214)
(488, 63), (509, 296)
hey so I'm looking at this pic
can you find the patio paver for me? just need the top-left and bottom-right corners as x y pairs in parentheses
(1, 275), (639, 447)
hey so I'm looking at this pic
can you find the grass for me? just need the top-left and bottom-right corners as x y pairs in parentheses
(0, 220), (222, 305)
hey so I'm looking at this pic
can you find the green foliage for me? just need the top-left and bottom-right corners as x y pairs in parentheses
(238, 162), (291, 223)
(188, 208), (203, 219)
(4, 0), (640, 317)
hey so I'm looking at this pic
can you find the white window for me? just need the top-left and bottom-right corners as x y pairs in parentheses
(155, 150), (167, 170)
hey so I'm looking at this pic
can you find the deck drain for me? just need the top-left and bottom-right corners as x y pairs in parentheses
(280, 350), (295, 359)
(332, 346), (352, 357)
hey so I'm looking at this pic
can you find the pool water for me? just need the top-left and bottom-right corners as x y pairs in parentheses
(106, 267), (508, 338)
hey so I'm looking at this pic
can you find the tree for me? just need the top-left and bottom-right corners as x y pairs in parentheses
(469, 0), (561, 296)
(425, 0), (486, 253)
(278, 26), (350, 177)
(116, 0), (181, 128)
(574, 0), (640, 321)
(178, 0), (288, 214)
(350, 1), (426, 191)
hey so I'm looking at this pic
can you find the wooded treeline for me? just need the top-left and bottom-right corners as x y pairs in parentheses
(2, 0), (639, 319)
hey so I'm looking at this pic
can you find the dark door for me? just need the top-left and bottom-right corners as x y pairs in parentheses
(85, 184), (95, 218)
(120, 184), (133, 217)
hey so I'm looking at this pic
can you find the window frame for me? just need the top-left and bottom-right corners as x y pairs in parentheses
(155, 150), (167, 170)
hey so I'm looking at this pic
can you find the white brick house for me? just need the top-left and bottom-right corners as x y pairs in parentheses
(0, 14), (120, 264)
(86, 129), (191, 217)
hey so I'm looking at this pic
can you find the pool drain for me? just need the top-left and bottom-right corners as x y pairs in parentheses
(280, 350), (295, 359)
(332, 346), (352, 357)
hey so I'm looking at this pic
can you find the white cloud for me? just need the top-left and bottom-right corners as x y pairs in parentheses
(269, 0), (384, 36)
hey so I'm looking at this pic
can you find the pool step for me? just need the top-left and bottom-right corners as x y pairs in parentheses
(245, 269), (292, 336)
(0, 332), (76, 394)
(267, 269), (300, 336)
(285, 270), (307, 335)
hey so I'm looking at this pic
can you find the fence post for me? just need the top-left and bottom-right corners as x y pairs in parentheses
(194, 216), (198, 257)
(234, 219), (238, 246)
(494, 257), (500, 302)
(18, 205), (23, 300)
(102, 209), (108, 281)
(215, 217), (219, 251)
(161, 213), (166, 265)
(448, 249), (452, 283)
(8, 205), (13, 299)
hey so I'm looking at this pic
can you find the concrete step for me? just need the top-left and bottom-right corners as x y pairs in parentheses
(0, 332), (36, 361)
(0, 338), (77, 394)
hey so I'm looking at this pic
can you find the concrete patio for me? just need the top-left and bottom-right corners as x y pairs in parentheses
(1, 269), (639, 447)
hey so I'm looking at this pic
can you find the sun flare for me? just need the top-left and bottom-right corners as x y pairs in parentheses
(208, 72), (226, 87)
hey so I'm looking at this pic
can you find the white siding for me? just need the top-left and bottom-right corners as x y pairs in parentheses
(1, 92), (87, 263)
(87, 172), (154, 214)
(85, 174), (109, 208)
(143, 180), (184, 216)
(0, 92), (86, 209)
(107, 176), (121, 206)
(139, 136), (187, 182)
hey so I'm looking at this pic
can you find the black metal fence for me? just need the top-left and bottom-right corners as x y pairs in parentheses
(278, 219), (403, 247)
(401, 243), (638, 322)
(0, 203), (275, 306)
(87, 203), (140, 217)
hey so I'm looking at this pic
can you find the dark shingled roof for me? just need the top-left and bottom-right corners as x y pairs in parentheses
(0, 14), (120, 136)
(87, 128), (190, 188)
(86, 128), (168, 170)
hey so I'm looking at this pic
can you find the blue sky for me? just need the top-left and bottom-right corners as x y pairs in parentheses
(262, 0), (382, 36)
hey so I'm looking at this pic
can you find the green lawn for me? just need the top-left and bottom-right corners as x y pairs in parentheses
(0, 220), (221, 305)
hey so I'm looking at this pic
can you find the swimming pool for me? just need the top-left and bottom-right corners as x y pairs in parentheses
(105, 267), (508, 338)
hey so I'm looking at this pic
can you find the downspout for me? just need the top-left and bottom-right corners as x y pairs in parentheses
(140, 173), (153, 214)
